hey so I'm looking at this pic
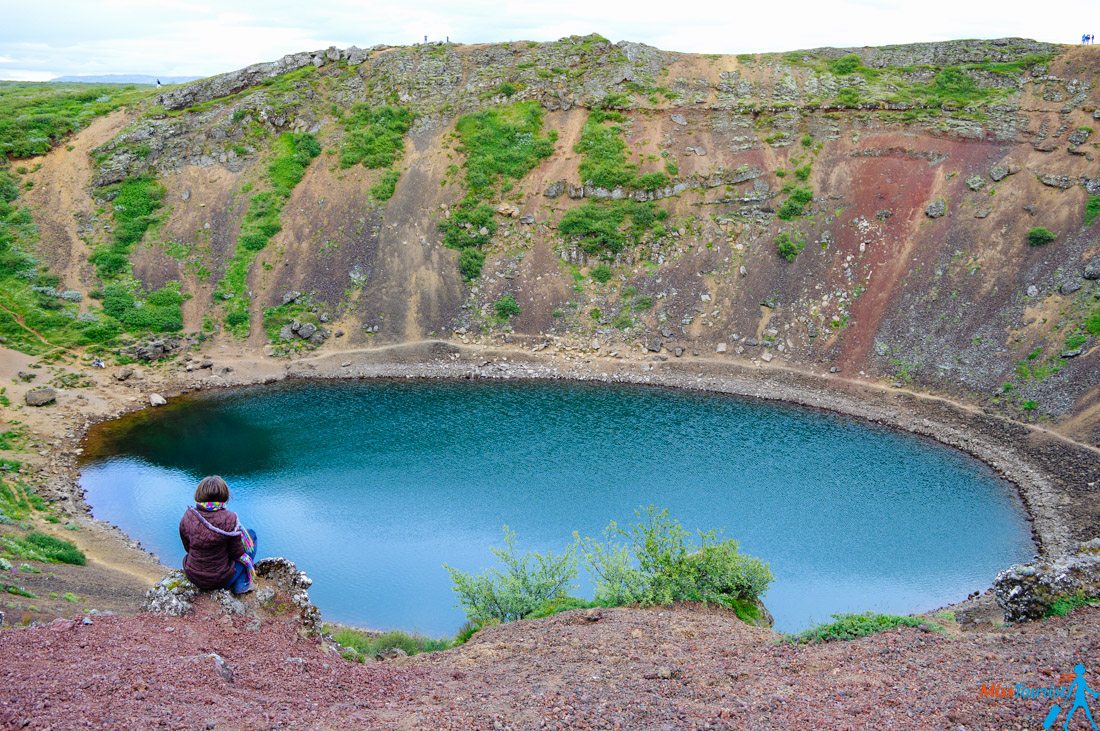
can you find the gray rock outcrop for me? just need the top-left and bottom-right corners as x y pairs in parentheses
(993, 540), (1100, 622)
(25, 388), (57, 407)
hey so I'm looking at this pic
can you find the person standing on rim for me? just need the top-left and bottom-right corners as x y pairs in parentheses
(179, 475), (258, 594)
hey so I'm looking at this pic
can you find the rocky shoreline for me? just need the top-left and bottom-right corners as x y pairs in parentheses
(29, 339), (1095, 577)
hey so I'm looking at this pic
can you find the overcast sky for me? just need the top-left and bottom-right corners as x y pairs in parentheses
(1, 0), (1096, 81)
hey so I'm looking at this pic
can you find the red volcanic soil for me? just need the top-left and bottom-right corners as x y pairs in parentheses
(2, 597), (1098, 730)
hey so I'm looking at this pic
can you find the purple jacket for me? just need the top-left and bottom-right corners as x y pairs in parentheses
(179, 507), (245, 590)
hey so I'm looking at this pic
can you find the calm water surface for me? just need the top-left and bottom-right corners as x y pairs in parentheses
(79, 380), (1035, 635)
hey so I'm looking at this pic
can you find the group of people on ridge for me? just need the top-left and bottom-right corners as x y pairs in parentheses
(1084, 33), (1096, 44)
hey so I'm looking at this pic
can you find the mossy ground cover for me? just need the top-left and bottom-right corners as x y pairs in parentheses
(215, 132), (320, 336)
(0, 81), (156, 160)
(439, 101), (556, 279)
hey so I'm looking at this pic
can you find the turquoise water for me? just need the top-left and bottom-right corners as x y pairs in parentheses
(78, 380), (1034, 635)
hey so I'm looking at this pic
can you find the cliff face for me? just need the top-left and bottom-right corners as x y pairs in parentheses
(17, 36), (1100, 443)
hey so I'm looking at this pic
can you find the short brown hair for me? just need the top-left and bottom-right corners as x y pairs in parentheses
(194, 475), (230, 503)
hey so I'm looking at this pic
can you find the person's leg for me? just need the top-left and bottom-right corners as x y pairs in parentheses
(226, 561), (250, 594)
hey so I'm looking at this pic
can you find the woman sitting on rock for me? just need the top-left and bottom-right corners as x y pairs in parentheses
(179, 475), (257, 594)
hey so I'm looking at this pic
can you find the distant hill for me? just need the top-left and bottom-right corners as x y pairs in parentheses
(50, 74), (201, 85)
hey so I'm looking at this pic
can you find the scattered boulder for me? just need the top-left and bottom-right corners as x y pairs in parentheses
(16, 371), (35, 383)
(543, 180), (565, 198)
(646, 339), (662, 353)
(1060, 280), (1083, 296)
(989, 161), (1019, 181)
(993, 540), (1100, 622)
(965, 175), (985, 191)
(1039, 174), (1074, 189)
(281, 290), (302, 305)
(255, 557), (321, 637)
(143, 571), (200, 617)
(25, 388), (57, 407)
(670, 114), (687, 126)
(1084, 257), (1100, 281)
(715, 342), (728, 353)
(924, 199), (946, 218)
(114, 367), (135, 382)
(149, 393), (167, 406)
(297, 322), (317, 339)
(1027, 285), (1039, 298)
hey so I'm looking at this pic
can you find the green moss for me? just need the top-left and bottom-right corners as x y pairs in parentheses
(327, 625), (452, 661)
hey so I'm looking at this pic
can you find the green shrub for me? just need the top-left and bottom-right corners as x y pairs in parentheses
(455, 101), (556, 198)
(1027, 227), (1056, 246)
(370, 169), (401, 201)
(526, 595), (598, 619)
(777, 187), (813, 220)
(578, 506), (773, 612)
(90, 177), (165, 279)
(330, 626), (451, 659)
(454, 248), (484, 281)
(101, 280), (184, 333)
(339, 105), (414, 169)
(790, 612), (931, 643)
(828, 54), (863, 75)
(494, 294), (521, 320)
(445, 527), (578, 624)
(575, 111), (634, 189)
(439, 200), (496, 249)
(559, 201), (667, 257)
(634, 172), (669, 191)
(1085, 195), (1100, 226)
(590, 265), (613, 283)
(775, 231), (805, 262)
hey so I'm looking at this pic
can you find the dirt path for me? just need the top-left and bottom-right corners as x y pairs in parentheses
(23, 110), (134, 301)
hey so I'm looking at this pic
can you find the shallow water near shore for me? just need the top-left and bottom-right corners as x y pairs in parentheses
(79, 379), (1034, 635)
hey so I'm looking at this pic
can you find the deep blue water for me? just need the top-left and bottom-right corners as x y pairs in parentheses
(78, 380), (1034, 635)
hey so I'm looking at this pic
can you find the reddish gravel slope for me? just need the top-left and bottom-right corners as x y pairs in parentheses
(2, 599), (1098, 730)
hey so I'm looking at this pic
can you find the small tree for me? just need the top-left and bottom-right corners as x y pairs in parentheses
(445, 527), (577, 624)
(1027, 227), (1057, 246)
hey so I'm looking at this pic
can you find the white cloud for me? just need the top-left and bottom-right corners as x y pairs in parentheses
(0, 0), (1094, 80)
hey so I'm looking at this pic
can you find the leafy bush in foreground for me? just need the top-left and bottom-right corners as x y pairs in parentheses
(1027, 226), (1056, 246)
(446, 508), (771, 627)
(446, 527), (578, 624)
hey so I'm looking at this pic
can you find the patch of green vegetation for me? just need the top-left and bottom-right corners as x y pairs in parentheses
(339, 105), (414, 169)
(558, 200), (668, 258)
(215, 132), (320, 336)
(0, 477), (46, 521)
(101, 280), (184, 333)
(777, 187), (813, 220)
(578, 506), (773, 613)
(1065, 333), (1088, 351)
(0, 81), (156, 159)
(493, 294), (521, 322)
(574, 109), (670, 191)
(3, 584), (35, 598)
(589, 264), (613, 283)
(1085, 195), (1100, 226)
(370, 169), (401, 202)
(1, 531), (85, 565)
(0, 170), (124, 353)
(1027, 226), (1057, 247)
(446, 526), (578, 624)
(329, 626), (452, 661)
(261, 296), (322, 353)
(789, 612), (933, 643)
(1045, 590), (1097, 617)
(90, 176), (164, 278)
(775, 231), (805, 262)
(439, 102), (556, 279)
